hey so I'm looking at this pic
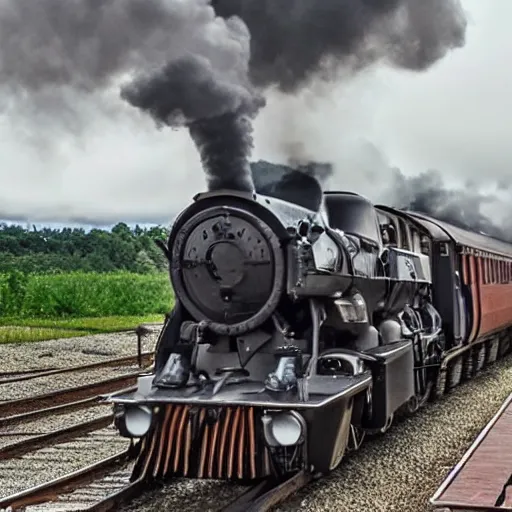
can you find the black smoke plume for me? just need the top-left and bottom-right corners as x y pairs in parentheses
(0, 0), (467, 195)
(120, 54), (264, 192)
(0, 0), (254, 94)
(0, 0), (263, 192)
(250, 160), (329, 212)
(211, 0), (467, 91)
(188, 116), (258, 192)
(389, 168), (512, 242)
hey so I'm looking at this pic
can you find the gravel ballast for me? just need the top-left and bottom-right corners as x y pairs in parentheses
(0, 325), (162, 374)
(1, 329), (512, 511)
(0, 404), (113, 445)
(280, 357), (512, 512)
(0, 366), (143, 402)
(0, 329), (157, 501)
(0, 426), (129, 498)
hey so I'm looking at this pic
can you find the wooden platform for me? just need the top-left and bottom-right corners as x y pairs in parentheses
(431, 393), (512, 511)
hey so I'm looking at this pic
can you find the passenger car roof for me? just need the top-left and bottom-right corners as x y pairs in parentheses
(406, 211), (512, 258)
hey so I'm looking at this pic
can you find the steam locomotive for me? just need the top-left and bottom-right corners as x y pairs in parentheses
(108, 162), (512, 488)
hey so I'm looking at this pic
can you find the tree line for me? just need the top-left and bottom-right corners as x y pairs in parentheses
(0, 222), (169, 274)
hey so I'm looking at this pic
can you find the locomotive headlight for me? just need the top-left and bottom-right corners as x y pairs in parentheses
(262, 411), (306, 447)
(123, 405), (153, 438)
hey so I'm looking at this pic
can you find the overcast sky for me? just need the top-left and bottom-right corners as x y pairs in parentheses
(1, 0), (510, 226)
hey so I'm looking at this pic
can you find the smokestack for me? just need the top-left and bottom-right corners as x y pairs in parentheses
(250, 160), (325, 212)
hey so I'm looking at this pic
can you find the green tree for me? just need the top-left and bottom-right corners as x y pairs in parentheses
(0, 222), (169, 274)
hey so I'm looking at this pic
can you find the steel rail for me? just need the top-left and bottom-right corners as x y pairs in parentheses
(0, 367), (59, 378)
(0, 449), (130, 510)
(220, 471), (313, 512)
(0, 351), (154, 385)
(0, 372), (142, 417)
(0, 385), (137, 428)
(0, 451), (312, 511)
(0, 413), (114, 460)
(84, 478), (147, 512)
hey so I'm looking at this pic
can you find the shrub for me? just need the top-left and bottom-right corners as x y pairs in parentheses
(0, 271), (174, 318)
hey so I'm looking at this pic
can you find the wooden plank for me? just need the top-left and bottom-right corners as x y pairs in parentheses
(431, 393), (512, 510)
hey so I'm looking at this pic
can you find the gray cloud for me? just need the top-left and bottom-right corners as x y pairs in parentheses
(1, 0), (223, 93)
(212, 0), (466, 90)
(1, 0), (510, 230)
(0, 0), (265, 192)
(385, 167), (512, 242)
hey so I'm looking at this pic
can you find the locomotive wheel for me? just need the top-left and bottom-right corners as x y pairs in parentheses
(486, 339), (499, 364)
(462, 349), (474, 380)
(405, 395), (420, 415)
(431, 367), (447, 400)
(365, 413), (394, 436)
(499, 336), (511, 358)
(475, 343), (486, 373)
(397, 395), (419, 418)
(447, 357), (463, 390)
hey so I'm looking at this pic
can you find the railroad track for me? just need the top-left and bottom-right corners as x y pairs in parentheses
(0, 387), (136, 469)
(0, 359), (149, 472)
(0, 366), (151, 419)
(0, 321), (163, 382)
(0, 327), (163, 510)
(0, 360), (310, 511)
(0, 352), (154, 385)
(0, 445), (311, 512)
(0, 368), (59, 379)
(0, 356), (151, 462)
(2, 352), (510, 511)
(0, 426), (130, 510)
(1, 356), (508, 512)
(0, 449), (142, 511)
(0, 365), (151, 462)
(0, 412), (115, 460)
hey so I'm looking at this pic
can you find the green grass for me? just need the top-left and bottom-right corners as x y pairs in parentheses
(0, 271), (174, 318)
(0, 314), (166, 344)
(0, 314), (165, 331)
(0, 270), (174, 343)
(0, 326), (94, 344)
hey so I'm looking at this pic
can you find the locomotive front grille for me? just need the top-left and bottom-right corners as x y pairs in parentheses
(132, 404), (272, 481)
